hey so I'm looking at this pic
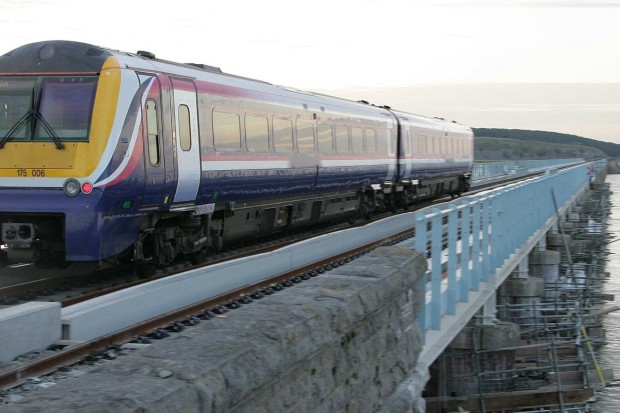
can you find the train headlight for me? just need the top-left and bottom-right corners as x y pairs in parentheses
(2, 224), (16, 240)
(63, 178), (81, 197)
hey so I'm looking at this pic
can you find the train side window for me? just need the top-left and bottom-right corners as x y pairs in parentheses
(297, 121), (315, 152)
(213, 111), (241, 150)
(366, 128), (377, 153)
(178, 104), (191, 151)
(273, 118), (293, 152)
(352, 127), (364, 153)
(245, 115), (269, 152)
(146, 99), (160, 165)
(335, 126), (349, 152)
(413, 133), (421, 154)
(318, 124), (334, 153)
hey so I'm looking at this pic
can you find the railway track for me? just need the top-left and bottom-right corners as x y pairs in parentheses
(0, 165), (579, 392)
(0, 167), (547, 307)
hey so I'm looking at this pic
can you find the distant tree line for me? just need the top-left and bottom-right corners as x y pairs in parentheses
(473, 128), (620, 158)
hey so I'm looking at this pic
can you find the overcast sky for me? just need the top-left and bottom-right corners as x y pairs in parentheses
(2, 0), (619, 143)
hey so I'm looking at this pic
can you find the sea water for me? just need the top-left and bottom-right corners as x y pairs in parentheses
(592, 174), (620, 412)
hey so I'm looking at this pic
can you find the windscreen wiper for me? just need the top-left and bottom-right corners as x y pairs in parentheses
(0, 110), (32, 149)
(32, 111), (64, 150)
(0, 110), (64, 150)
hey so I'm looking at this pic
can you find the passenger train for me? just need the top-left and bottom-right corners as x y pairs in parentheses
(0, 41), (473, 271)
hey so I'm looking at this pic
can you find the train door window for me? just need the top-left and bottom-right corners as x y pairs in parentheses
(178, 104), (191, 151)
(273, 118), (293, 152)
(146, 99), (160, 165)
(245, 115), (269, 152)
(213, 111), (241, 150)
(318, 124), (334, 153)
(335, 126), (349, 152)
(352, 127), (364, 153)
(388, 129), (397, 156)
(297, 121), (315, 152)
(365, 128), (377, 153)
(403, 129), (411, 156)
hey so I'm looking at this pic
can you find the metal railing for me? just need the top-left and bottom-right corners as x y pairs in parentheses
(408, 160), (605, 342)
(472, 158), (583, 181)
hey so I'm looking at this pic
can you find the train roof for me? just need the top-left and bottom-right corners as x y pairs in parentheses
(0, 40), (113, 73)
(0, 41), (472, 133)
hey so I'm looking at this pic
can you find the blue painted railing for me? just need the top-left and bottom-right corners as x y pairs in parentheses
(408, 160), (602, 340)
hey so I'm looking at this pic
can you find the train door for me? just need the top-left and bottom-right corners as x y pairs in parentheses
(138, 74), (166, 208)
(170, 78), (201, 205)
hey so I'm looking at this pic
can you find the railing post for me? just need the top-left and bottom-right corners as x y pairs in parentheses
(459, 199), (472, 302)
(490, 190), (505, 273)
(415, 211), (428, 341)
(480, 196), (492, 283)
(431, 208), (443, 330)
(447, 204), (458, 315)
(471, 197), (482, 291)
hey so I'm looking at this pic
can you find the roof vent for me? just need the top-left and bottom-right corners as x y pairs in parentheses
(137, 50), (156, 59)
(186, 63), (222, 73)
(85, 48), (104, 57)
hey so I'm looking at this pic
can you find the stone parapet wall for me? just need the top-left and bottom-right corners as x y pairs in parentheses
(2, 247), (427, 413)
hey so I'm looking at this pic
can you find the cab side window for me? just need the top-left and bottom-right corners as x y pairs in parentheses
(146, 99), (160, 165)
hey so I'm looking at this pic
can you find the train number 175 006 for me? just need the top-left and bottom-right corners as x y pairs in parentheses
(17, 169), (46, 177)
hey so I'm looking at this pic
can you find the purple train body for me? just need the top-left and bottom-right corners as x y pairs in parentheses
(0, 41), (472, 270)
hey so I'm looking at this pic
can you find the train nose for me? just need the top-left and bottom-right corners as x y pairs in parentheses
(2, 223), (35, 245)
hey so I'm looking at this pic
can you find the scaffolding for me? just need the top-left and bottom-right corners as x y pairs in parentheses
(424, 177), (613, 413)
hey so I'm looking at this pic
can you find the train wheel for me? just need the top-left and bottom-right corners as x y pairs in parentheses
(34, 247), (71, 269)
(190, 248), (207, 265)
(137, 262), (157, 278)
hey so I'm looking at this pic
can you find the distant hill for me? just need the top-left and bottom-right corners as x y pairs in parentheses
(473, 128), (620, 160)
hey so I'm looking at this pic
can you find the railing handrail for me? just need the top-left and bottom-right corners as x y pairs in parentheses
(472, 158), (584, 181)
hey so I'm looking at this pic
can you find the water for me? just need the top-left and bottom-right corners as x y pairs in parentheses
(593, 174), (620, 412)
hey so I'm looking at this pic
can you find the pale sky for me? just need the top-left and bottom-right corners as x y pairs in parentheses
(2, 0), (619, 144)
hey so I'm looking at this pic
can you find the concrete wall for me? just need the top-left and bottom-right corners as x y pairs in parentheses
(0, 302), (61, 362)
(2, 247), (428, 413)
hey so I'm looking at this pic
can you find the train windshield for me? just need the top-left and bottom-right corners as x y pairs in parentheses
(0, 76), (98, 147)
